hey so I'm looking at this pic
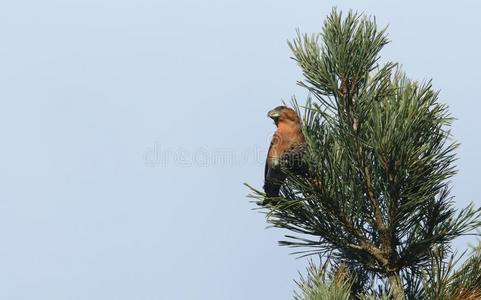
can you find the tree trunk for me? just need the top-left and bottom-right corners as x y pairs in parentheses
(388, 271), (404, 299)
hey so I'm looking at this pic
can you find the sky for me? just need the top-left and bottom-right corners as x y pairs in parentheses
(1, 1), (480, 299)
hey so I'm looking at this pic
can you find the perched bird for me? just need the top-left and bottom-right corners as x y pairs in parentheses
(263, 106), (306, 200)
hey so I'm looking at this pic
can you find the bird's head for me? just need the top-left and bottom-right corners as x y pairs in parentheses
(267, 106), (300, 127)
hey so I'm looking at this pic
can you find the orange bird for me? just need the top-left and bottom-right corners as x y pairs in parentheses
(263, 106), (306, 199)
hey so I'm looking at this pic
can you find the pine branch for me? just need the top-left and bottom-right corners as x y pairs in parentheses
(247, 8), (481, 299)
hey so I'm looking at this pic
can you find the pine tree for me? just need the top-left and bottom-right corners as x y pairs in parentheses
(248, 9), (481, 299)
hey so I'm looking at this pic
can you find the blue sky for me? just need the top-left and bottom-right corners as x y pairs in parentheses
(1, 1), (480, 299)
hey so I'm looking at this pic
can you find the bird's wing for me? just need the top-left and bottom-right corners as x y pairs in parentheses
(281, 142), (307, 174)
(264, 138), (286, 197)
(264, 140), (273, 179)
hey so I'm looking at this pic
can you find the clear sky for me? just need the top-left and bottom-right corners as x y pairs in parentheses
(1, 1), (480, 299)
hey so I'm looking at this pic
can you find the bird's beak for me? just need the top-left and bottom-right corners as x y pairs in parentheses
(267, 109), (280, 119)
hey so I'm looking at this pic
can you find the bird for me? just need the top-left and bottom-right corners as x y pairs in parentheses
(263, 106), (306, 201)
